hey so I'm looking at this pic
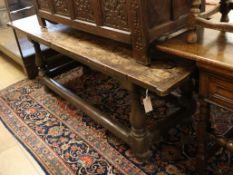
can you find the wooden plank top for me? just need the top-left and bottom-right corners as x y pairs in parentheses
(9, 15), (194, 96)
(156, 28), (233, 72)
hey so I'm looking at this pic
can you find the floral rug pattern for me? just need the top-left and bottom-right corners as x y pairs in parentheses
(0, 67), (232, 175)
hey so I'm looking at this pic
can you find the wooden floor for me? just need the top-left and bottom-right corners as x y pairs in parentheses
(0, 52), (45, 175)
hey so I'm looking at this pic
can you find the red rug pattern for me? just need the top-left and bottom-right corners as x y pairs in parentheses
(0, 67), (232, 175)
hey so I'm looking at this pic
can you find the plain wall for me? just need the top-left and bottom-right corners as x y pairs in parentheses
(0, 0), (5, 8)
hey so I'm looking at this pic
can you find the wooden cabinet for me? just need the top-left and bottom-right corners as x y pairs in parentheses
(34, 0), (197, 65)
(197, 62), (233, 174)
(200, 68), (233, 110)
(209, 77), (233, 109)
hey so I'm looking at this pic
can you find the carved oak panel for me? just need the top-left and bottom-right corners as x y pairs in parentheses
(129, 0), (148, 63)
(37, 0), (49, 10)
(73, 0), (94, 22)
(53, 0), (69, 16)
(102, 0), (129, 31)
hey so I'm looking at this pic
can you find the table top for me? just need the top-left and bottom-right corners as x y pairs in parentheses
(156, 28), (233, 72)
(9, 15), (194, 96)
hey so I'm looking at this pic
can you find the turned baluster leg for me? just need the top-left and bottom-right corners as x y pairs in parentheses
(187, 0), (202, 43)
(31, 41), (46, 77)
(31, 40), (49, 90)
(128, 84), (152, 160)
(196, 98), (210, 175)
(226, 139), (233, 152)
(220, 0), (230, 22)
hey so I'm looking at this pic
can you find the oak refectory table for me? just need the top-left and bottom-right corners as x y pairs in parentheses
(9, 15), (195, 160)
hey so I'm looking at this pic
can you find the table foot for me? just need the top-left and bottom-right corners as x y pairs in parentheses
(128, 84), (152, 160)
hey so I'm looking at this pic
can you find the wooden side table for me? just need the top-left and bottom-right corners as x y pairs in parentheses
(156, 26), (233, 174)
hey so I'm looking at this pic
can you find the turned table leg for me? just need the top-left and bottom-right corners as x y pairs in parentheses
(196, 97), (210, 175)
(187, 0), (201, 43)
(220, 0), (231, 22)
(31, 40), (48, 92)
(128, 84), (152, 160)
(31, 41), (46, 77)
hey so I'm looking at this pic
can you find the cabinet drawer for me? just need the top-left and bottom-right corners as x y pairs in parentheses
(208, 76), (233, 110)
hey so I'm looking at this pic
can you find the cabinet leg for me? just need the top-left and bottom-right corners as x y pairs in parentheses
(128, 84), (152, 160)
(179, 79), (196, 124)
(180, 79), (193, 97)
(37, 16), (47, 27)
(196, 98), (210, 175)
(187, 30), (198, 44)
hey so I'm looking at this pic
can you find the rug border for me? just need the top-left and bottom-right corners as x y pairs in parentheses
(0, 117), (49, 175)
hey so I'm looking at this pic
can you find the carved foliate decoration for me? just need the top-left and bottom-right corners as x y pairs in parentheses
(130, 1), (146, 51)
(74, 0), (94, 22)
(37, 0), (49, 10)
(102, 0), (129, 31)
(53, 0), (69, 15)
(129, 0), (149, 63)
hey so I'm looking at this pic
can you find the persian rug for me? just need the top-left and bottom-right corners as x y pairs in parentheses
(0, 67), (232, 175)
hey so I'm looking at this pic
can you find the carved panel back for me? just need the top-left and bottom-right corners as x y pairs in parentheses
(102, 0), (129, 31)
(53, 0), (69, 16)
(73, 0), (94, 22)
(34, 0), (200, 65)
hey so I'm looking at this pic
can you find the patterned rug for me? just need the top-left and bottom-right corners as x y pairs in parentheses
(0, 67), (232, 175)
